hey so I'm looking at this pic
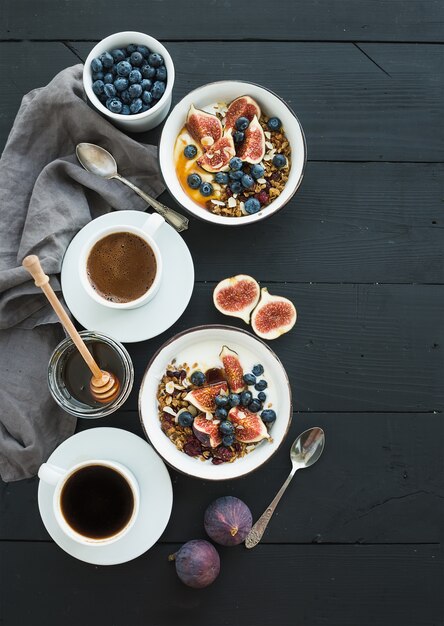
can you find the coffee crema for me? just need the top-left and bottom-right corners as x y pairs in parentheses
(87, 232), (157, 303)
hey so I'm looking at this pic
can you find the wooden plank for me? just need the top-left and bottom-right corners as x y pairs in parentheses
(0, 542), (441, 626)
(1, 412), (443, 544)
(1, 42), (443, 162)
(1, 0), (444, 42)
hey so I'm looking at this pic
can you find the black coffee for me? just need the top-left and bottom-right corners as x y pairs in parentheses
(60, 465), (134, 540)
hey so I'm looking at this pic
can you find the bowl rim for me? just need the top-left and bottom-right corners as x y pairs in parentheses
(138, 323), (293, 480)
(159, 79), (307, 227)
(82, 30), (175, 122)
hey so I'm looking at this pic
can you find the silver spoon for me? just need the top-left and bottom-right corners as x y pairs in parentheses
(76, 142), (189, 233)
(245, 427), (325, 549)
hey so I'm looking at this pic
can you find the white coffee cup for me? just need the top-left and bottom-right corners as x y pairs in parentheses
(38, 459), (140, 546)
(80, 213), (164, 310)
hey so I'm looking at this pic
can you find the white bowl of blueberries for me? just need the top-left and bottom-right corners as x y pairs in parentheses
(83, 31), (174, 132)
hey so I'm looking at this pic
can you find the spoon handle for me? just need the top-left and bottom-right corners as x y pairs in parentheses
(245, 467), (297, 549)
(113, 174), (189, 232)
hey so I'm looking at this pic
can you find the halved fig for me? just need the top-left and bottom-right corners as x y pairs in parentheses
(228, 406), (269, 444)
(236, 116), (265, 164)
(197, 133), (236, 172)
(219, 345), (245, 393)
(225, 96), (261, 131)
(185, 381), (228, 413)
(193, 414), (223, 448)
(213, 275), (260, 324)
(186, 105), (223, 148)
(251, 288), (297, 340)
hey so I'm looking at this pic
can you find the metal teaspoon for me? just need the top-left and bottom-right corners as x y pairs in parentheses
(76, 142), (189, 232)
(245, 427), (326, 549)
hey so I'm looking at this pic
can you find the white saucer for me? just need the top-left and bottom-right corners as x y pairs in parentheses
(38, 428), (173, 565)
(61, 211), (194, 343)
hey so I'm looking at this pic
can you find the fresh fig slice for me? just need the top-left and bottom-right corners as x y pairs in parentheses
(197, 133), (236, 172)
(219, 345), (245, 393)
(225, 96), (261, 131)
(236, 115), (265, 164)
(185, 381), (228, 413)
(213, 275), (260, 324)
(186, 104), (223, 149)
(251, 288), (297, 340)
(193, 414), (223, 448)
(228, 406), (269, 444)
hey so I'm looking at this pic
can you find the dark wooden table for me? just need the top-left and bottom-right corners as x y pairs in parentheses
(1, 2), (443, 625)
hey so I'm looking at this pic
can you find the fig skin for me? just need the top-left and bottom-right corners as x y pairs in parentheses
(185, 381), (228, 413)
(251, 287), (297, 340)
(169, 539), (220, 588)
(229, 406), (269, 443)
(204, 496), (253, 546)
(219, 345), (245, 393)
(236, 115), (266, 164)
(186, 104), (222, 148)
(225, 95), (261, 130)
(193, 414), (223, 448)
(213, 274), (260, 324)
(197, 133), (236, 173)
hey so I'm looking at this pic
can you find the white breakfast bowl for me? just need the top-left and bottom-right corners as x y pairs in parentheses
(83, 31), (175, 132)
(159, 80), (307, 226)
(138, 325), (293, 480)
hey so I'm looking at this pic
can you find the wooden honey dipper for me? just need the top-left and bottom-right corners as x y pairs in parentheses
(22, 255), (120, 404)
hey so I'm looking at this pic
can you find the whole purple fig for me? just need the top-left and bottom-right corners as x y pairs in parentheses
(204, 496), (252, 546)
(169, 539), (220, 588)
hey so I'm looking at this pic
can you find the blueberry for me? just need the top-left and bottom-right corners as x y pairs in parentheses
(114, 77), (128, 92)
(190, 370), (206, 385)
(116, 61), (132, 77)
(104, 83), (116, 98)
(126, 44), (137, 53)
(142, 90), (153, 104)
(92, 71), (104, 81)
(235, 116), (250, 131)
(141, 78), (152, 91)
(229, 170), (244, 181)
(255, 379), (268, 391)
(249, 399), (262, 413)
(272, 154), (287, 168)
(219, 420), (234, 435)
(141, 104), (151, 112)
(111, 48), (126, 63)
(141, 64), (156, 79)
(215, 394), (229, 407)
(120, 90), (131, 104)
(252, 364), (264, 376)
(156, 65), (167, 81)
(106, 98), (122, 114)
(129, 69), (142, 84)
(222, 434), (235, 447)
(121, 104), (131, 115)
(136, 45), (151, 58)
(244, 197), (261, 214)
(187, 173), (202, 190)
(103, 72), (113, 84)
(241, 174), (254, 189)
(215, 407), (228, 419)
(214, 172), (229, 184)
(229, 157), (243, 171)
(243, 373), (257, 385)
(233, 131), (244, 144)
(100, 52), (114, 69)
(257, 391), (267, 402)
(128, 83), (142, 99)
(267, 117), (282, 131)
(148, 52), (163, 67)
(240, 391), (253, 406)
(184, 144), (197, 159)
(250, 164), (265, 179)
(261, 409), (276, 423)
(130, 51), (144, 66)
(200, 182), (213, 197)
(178, 411), (194, 427)
(92, 80), (105, 96)
(229, 181), (242, 194)
(91, 57), (103, 73)
(129, 98), (143, 114)
(228, 393), (241, 407)
(151, 80), (166, 99)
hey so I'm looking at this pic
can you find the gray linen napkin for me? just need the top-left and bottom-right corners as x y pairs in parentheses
(0, 64), (165, 482)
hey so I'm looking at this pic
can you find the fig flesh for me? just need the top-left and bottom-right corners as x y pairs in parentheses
(213, 274), (260, 324)
(251, 287), (297, 340)
(185, 381), (228, 413)
(170, 539), (220, 588)
(186, 104), (222, 148)
(225, 96), (261, 131)
(193, 414), (223, 448)
(236, 115), (266, 164)
(219, 345), (245, 393)
(204, 496), (253, 546)
(197, 133), (235, 172)
(229, 406), (269, 443)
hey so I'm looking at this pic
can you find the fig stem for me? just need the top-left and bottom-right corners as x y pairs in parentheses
(230, 526), (239, 537)
(168, 552), (177, 562)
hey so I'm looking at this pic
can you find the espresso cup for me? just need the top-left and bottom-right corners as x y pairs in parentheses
(38, 459), (140, 546)
(80, 213), (164, 310)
